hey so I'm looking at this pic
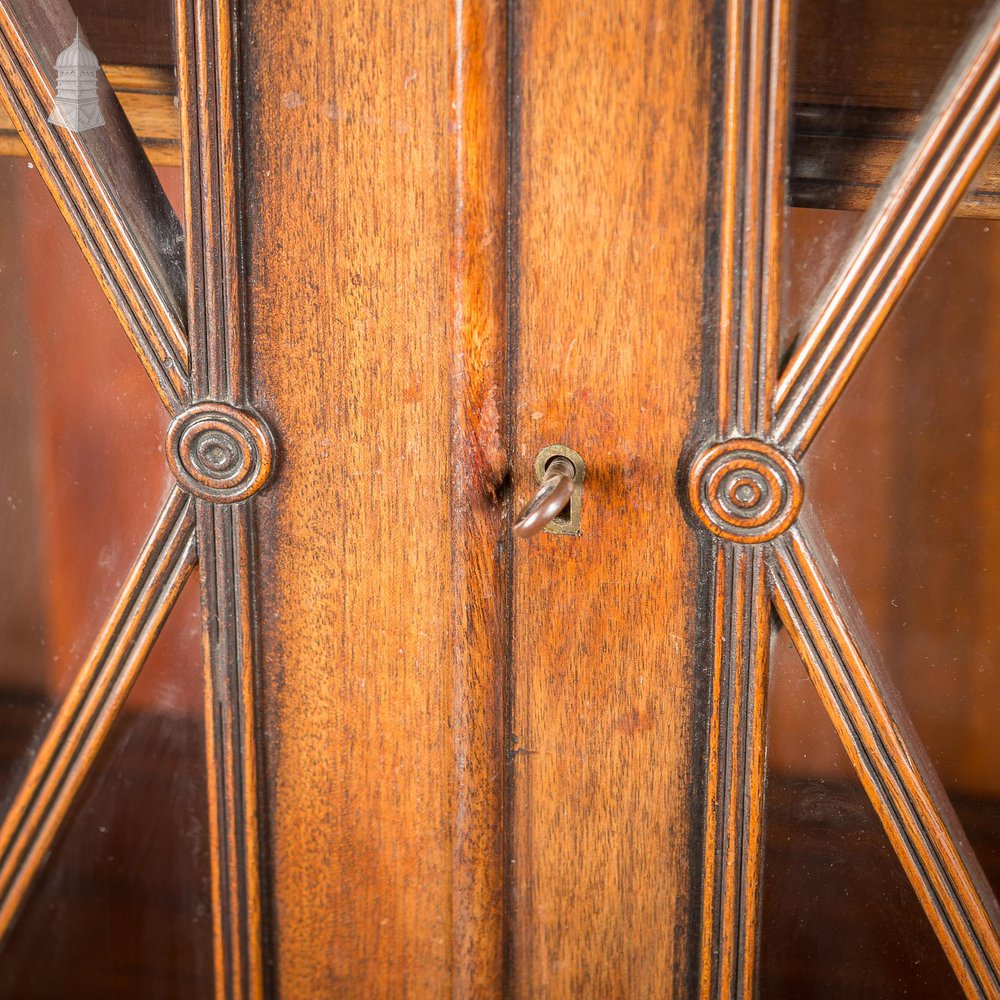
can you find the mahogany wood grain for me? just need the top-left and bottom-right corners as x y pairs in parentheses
(775, 2), (1000, 457)
(175, 0), (266, 995)
(0, 487), (196, 940)
(448, 1), (508, 995)
(0, 0), (189, 410)
(507, 0), (714, 994)
(696, 2), (790, 997)
(770, 521), (1000, 1000)
(242, 0), (486, 994)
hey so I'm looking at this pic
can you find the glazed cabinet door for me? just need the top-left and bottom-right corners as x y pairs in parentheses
(2, 0), (1000, 998)
(0, 0), (265, 996)
(699, 0), (1000, 997)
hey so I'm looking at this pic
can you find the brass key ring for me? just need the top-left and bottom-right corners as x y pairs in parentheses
(513, 456), (577, 538)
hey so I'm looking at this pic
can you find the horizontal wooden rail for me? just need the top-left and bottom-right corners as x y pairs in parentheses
(791, 103), (1000, 220)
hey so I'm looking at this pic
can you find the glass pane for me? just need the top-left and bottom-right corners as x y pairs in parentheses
(790, 0), (992, 215)
(762, 630), (961, 999)
(0, 576), (213, 1000)
(0, 148), (211, 993)
(0, 155), (179, 801)
(0, 5), (179, 171)
(768, 0), (1000, 988)
(781, 209), (1000, 815)
(765, 202), (1000, 991)
(75, 1), (175, 68)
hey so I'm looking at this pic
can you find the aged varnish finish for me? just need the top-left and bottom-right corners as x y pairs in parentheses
(0, 0), (999, 997)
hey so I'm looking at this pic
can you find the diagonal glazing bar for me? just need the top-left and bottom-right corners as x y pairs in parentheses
(773, 1), (1000, 458)
(0, 0), (190, 411)
(697, 2), (790, 998)
(769, 520), (1000, 1000)
(0, 486), (197, 939)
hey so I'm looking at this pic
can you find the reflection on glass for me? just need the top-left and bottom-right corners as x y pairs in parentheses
(0, 150), (211, 992)
(763, 208), (1000, 994)
(761, 631), (962, 1000)
(790, 1), (995, 218)
(0, 576), (212, 1000)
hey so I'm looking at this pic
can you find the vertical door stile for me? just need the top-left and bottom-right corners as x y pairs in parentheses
(175, 1), (267, 997)
(447, 1), (510, 996)
(508, 0), (721, 993)
(696, 1), (790, 997)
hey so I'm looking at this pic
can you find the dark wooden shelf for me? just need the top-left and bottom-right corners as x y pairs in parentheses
(791, 102), (1000, 219)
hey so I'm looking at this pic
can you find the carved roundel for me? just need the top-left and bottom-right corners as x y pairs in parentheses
(166, 402), (274, 503)
(688, 438), (803, 543)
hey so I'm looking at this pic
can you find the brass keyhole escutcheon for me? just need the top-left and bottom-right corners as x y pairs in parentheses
(513, 444), (586, 539)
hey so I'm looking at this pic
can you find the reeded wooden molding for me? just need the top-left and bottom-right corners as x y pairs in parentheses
(176, 0), (243, 402)
(0, 0), (190, 411)
(715, 0), (790, 440)
(769, 521), (1000, 1000)
(774, 2), (1000, 458)
(0, 64), (182, 166)
(687, 5), (1000, 996)
(696, 1), (790, 996)
(196, 501), (264, 1000)
(700, 543), (769, 1000)
(0, 487), (196, 939)
(176, 0), (266, 996)
(447, 0), (508, 995)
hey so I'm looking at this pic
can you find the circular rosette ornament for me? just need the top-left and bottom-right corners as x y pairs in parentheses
(166, 402), (274, 503)
(688, 438), (802, 543)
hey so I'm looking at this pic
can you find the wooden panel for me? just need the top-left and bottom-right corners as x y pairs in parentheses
(507, 0), (713, 994)
(447, 1), (508, 994)
(241, 0), (506, 994)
